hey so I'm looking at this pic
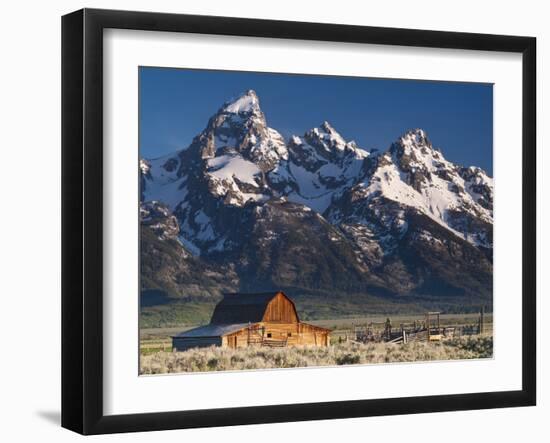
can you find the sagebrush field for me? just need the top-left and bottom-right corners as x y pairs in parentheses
(140, 335), (493, 374)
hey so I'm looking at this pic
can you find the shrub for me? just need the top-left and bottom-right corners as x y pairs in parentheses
(336, 353), (361, 365)
(139, 335), (493, 375)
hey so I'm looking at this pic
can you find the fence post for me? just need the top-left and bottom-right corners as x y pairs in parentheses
(385, 317), (392, 341)
(479, 306), (485, 335)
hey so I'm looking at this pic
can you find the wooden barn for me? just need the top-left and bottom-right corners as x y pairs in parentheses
(172, 291), (330, 351)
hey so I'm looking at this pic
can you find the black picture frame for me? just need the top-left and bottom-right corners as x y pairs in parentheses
(61, 8), (536, 435)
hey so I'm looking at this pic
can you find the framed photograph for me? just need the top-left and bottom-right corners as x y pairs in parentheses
(61, 8), (536, 435)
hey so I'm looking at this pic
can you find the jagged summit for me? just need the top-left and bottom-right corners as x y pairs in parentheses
(267, 120), (369, 212)
(391, 128), (436, 155)
(298, 121), (369, 160)
(403, 128), (430, 144)
(222, 89), (262, 115)
(305, 121), (347, 152)
(319, 120), (343, 141)
(321, 120), (335, 131)
(180, 89), (287, 170)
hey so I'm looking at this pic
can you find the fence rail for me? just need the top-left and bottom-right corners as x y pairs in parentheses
(345, 310), (489, 344)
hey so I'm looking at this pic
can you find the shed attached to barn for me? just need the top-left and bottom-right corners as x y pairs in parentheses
(172, 291), (330, 351)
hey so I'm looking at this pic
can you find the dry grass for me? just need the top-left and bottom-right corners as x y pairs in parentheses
(139, 335), (493, 374)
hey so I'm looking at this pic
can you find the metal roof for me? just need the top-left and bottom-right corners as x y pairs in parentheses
(172, 323), (249, 338)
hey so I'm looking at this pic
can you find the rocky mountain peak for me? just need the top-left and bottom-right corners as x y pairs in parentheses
(336, 127), (494, 250)
(401, 128), (432, 148)
(320, 120), (338, 135)
(390, 128), (436, 160)
(222, 89), (261, 116)
(304, 121), (347, 153)
(388, 129), (444, 186)
(183, 90), (288, 172)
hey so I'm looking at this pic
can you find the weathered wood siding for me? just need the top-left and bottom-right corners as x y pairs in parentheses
(223, 331), (251, 348)
(224, 322), (329, 348)
(172, 336), (222, 351)
(297, 322), (330, 346)
(262, 292), (299, 323)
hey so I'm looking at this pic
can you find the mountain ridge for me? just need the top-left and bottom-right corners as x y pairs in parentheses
(140, 90), (493, 312)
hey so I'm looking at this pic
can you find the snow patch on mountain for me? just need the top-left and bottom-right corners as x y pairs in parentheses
(141, 153), (188, 210)
(268, 122), (369, 212)
(249, 127), (289, 165)
(207, 154), (262, 187)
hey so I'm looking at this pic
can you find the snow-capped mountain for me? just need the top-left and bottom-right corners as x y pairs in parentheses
(141, 90), (285, 210)
(140, 90), (493, 304)
(269, 121), (369, 212)
(327, 128), (493, 250)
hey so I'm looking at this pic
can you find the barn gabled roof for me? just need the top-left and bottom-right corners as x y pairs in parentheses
(210, 291), (296, 324)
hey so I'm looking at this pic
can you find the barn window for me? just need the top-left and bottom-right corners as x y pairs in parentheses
(287, 333), (292, 337)
(267, 333), (272, 338)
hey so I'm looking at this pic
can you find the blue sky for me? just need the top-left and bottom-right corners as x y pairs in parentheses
(140, 67), (493, 174)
